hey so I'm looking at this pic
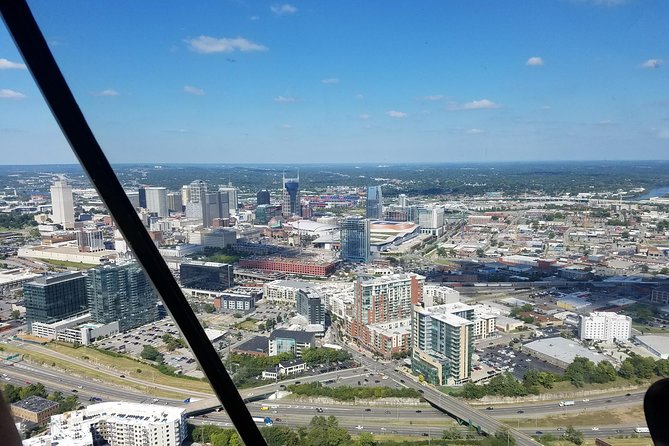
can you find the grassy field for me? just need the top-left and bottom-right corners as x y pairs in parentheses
(632, 323), (669, 334)
(502, 405), (645, 428)
(42, 259), (97, 269)
(235, 319), (259, 331)
(2, 344), (188, 399)
(44, 342), (214, 394)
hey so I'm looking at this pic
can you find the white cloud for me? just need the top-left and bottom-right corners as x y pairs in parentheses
(0, 58), (26, 70)
(641, 59), (663, 69)
(355, 93), (364, 100)
(466, 128), (485, 134)
(462, 99), (501, 110)
(280, 124), (293, 129)
(183, 85), (205, 96)
(274, 95), (297, 103)
(0, 89), (26, 99)
(386, 110), (407, 118)
(91, 89), (119, 97)
(526, 56), (544, 66)
(359, 114), (371, 120)
(186, 36), (267, 54)
(657, 129), (669, 139)
(250, 16), (260, 21)
(271, 4), (297, 15)
(321, 78), (340, 85)
(421, 94), (445, 101)
(541, 105), (552, 110)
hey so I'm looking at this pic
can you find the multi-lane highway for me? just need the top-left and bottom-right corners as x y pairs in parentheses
(1, 346), (650, 441)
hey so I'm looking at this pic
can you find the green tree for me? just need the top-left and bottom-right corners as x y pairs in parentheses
(564, 425), (584, 445)
(140, 345), (163, 363)
(227, 432), (243, 446)
(303, 416), (351, 446)
(355, 432), (377, 446)
(10, 309), (20, 320)
(442, 427), (462, 440)
(618, 360), (635, 379)
(261, 426), (299, 446)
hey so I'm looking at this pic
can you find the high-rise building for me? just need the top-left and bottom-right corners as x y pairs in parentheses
(185, 180), (208, 225)
(282, 172), (300, 217)
(257, 189), (270, 205)
(296, 289), (326, 326)
(412, 302), (475, 385)
(50, 179), (75, 229)
(206, 191), (230, 224)
(180, 184), (190, 206)
(167, 192), (183, 213)
(86, 261), (160, 332)
(126, 191), (140, 209)
(348, 273), (424, 355)
(398, 194), (408, 208)
(579, 312), (632, 342)
(179, 261), (233, 291)
(23, 272), (88, 330)
(219, 184), (238, 213)
(366, 186), (383, 219)
(76, 228), (105, 252)
(138, 186), (147, 209)
(144, 186), (168, 218)
(340, 216), (370, 263)
(416, 205), (445, 236)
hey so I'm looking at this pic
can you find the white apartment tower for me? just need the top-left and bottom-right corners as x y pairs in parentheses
(50, 179), (75, 229)
(579, 312), (632, 342)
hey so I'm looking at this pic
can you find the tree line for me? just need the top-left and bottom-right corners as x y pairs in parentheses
(287, 382), (422, 401)
(191, 415), (513, 446)
(459, 353), (669, 399)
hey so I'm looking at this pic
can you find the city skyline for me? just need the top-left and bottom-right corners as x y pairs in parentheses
(1, 1), (668, 164)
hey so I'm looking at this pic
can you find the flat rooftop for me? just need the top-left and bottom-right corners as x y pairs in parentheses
(12, 396), (59, 413)
(524, 337), (606, 365)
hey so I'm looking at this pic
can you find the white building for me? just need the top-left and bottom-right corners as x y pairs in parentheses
(416, 206), (445, 236)
(144, 187), (168, 218)
(423, 284), (460, 306)
(262, 280), (314, 305)
(50, 180), (75, 229)
(23, 402), (186, 446)
(579, 311), (632, 342)
(31, 313), (119, 345)
(472, 305), (498, 340)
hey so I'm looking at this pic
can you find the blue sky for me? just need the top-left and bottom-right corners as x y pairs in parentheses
(1, 0), (668, 164)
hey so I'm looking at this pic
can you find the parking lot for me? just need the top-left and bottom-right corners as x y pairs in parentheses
(95, 318), (201, 376)
(476, 345), (564, 381)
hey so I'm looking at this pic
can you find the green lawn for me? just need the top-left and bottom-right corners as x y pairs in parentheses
(42, 259), (97, 269)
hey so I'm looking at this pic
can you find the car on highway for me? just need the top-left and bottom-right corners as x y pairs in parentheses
(486, 406), (494, 410)
(364, 408), (371, 412)
(71, 389), (78, 393)
(606, 399), (612, 403)
(536, 431), (543, 435)
(315, 408), (323, 413)
(517, 410), (524, 414)
(592, 427), (599, 431)
(355, 425), (363, 430)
